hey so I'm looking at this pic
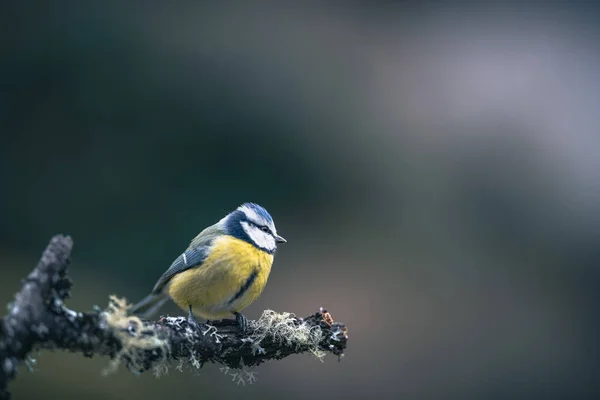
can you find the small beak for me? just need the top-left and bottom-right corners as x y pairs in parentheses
(275, 234), (287, 243)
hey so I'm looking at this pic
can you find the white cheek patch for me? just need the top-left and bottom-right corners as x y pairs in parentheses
(241, 221), (276, 251)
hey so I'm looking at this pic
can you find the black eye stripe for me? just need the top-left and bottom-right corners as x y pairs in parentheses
(242, 217), (271, 234)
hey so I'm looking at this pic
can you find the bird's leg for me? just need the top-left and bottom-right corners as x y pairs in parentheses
(233, 312), (248, 335)
(188, 305), (199, 329)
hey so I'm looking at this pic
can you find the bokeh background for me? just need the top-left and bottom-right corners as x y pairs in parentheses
(1, 1), (599, 399)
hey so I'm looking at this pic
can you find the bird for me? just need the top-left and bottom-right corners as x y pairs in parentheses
(129, 202), (286, 333)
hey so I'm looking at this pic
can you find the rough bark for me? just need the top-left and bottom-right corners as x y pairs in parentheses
(0, 235), (348, 400)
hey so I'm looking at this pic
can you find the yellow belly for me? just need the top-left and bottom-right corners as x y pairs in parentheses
(166, 236), (274, 320)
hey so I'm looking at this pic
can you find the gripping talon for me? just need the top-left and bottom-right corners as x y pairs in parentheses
(234, 312), (248, 335)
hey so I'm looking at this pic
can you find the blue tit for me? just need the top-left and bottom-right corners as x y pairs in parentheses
(129, 202), (286, 332)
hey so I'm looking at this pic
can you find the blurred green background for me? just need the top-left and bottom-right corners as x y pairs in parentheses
(1, 2), (599, 399)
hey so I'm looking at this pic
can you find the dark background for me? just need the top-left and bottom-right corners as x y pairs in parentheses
(1, 2), (599, 399)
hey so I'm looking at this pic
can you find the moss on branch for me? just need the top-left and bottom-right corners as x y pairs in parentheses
(0, 235), (348, 400)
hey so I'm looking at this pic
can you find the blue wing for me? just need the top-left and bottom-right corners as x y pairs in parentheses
(151, 244), (211, 294)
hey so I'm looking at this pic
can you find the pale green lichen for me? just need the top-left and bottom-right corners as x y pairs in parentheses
(201, 324), (225, 343)
(101, 300), (327, 381)
(249, 310), (326, 361)
(102, 296), (171, 376)
(219, 363), (258, 385)
(153, 362), (170, 378)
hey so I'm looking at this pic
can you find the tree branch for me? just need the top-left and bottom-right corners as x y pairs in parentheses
(0, 235), (348, 399)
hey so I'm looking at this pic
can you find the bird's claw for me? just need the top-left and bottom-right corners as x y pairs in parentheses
(234, 312), (248, 335)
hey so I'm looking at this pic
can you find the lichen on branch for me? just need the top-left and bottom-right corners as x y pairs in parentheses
(104, 297), (347, 376)
(0, 235), (348, 400)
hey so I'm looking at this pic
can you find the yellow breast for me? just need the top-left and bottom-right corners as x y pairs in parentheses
(166, 236), (274, 320)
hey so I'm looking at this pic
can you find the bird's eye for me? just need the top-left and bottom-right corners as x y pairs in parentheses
(260, 226), (270, 233)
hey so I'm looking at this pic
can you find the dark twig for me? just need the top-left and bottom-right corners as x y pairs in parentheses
(0, 235), (348, 399)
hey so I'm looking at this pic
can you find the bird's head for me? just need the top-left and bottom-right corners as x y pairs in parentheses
(221, 202), (286, 254)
